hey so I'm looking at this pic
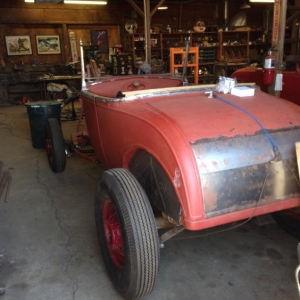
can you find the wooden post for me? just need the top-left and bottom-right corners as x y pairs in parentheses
(143, 0), (151, 63)
(62, 23), (69, 63)
(269, 0), (287, 98)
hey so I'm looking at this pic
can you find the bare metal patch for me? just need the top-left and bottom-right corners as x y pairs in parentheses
(174, 167), (181, 188)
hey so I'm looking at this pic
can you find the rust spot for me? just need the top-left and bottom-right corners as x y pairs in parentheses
(203, 184), (218, 212)
(212, 161), (218, 167)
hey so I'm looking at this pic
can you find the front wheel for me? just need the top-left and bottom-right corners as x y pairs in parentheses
(95, 168), (160, 300)
(45, 118), (66, 173)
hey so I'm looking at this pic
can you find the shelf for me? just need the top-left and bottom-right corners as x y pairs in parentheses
(124, 30), (263, 77)
(169, 47), (199, 84)
(222, 44), (248, 47)
(199, 62), (216, 65)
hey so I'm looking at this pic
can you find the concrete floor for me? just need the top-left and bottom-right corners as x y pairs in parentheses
(0, 104), (300, 300)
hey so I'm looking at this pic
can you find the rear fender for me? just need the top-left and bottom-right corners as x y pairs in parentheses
(129, 150), (182, 224)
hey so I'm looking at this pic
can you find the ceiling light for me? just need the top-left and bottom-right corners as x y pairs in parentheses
(64, 0), (107, 4)
(158, 6), (168, 10)
(25, 0), (64, 2)
(249, 0), (274, 2)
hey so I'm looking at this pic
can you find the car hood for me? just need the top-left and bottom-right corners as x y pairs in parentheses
(145, 88), (300, 143)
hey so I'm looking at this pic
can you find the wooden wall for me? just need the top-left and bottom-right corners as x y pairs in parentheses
(1, 24), (121, 65)
(0, 0), (131, 66)
(0, 0), (265, 66)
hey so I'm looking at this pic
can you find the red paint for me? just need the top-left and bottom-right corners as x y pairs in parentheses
(81, 76), (300, 231)
(231, 66), (300, 105)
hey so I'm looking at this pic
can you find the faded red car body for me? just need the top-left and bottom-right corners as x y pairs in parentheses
(81, 75), (300, 231)
(231, 66), (300, 104)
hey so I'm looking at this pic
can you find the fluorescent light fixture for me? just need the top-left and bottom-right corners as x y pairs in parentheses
(24, 0), (35, 2)
(64, 0), (107, 4)
(249, 0), (274, 2)
(158, 6), (168, 10)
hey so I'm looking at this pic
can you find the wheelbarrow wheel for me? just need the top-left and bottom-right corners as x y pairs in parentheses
(95, 168), (160, 300)
(272, 208), (300, 240)
(45, 118), (66, 173)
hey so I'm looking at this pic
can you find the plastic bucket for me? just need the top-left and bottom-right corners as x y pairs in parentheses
(25, 101), (62, 149)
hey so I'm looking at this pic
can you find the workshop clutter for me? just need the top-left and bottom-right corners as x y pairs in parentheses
(150, 57), (164, 74)
(46, 82), (73, 100)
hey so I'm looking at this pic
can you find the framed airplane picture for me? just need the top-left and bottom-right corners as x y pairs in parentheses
(36, 35), (61, 54)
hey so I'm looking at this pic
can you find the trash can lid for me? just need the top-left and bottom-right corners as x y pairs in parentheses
(25, 101), (62, 107)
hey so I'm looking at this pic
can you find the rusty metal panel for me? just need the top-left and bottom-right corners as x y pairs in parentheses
(191, 127), (300, 218)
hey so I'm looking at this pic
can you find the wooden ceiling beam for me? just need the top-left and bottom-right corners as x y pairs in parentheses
(126, 0), (144, 18)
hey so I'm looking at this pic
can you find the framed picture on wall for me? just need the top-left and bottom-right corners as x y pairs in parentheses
(90, 30), (109, 53)
(36, 35), (61, 54)
(5, 35), (32, 56)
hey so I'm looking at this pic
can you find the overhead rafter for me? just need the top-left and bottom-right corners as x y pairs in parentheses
(126, 0), (144, 17)
(125, 0), (167, 63)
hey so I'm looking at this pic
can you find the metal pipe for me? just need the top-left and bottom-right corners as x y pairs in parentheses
(224, 0), (228, 26)
(80, 39), (87, 91)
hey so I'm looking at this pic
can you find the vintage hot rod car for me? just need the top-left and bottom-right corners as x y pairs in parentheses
(46, 74), (300, 300)
(231, 65), (300, 104)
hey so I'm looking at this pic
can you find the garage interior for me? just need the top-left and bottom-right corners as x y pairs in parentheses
(1, 0), (300, 299)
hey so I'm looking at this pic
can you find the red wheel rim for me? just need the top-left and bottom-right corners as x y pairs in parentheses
(102, 199), (124, 270)
(45, 132), (53, 163)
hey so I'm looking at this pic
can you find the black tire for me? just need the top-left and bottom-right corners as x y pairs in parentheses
(272, 208), (300, 239)
(95, 168), (160, 300)
(45, 118), (66, 173)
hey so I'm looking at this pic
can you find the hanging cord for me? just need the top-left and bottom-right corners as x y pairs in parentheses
(213, 93), (282, 163)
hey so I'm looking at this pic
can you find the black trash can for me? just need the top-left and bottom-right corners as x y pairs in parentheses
(25, 101), (62, 149)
